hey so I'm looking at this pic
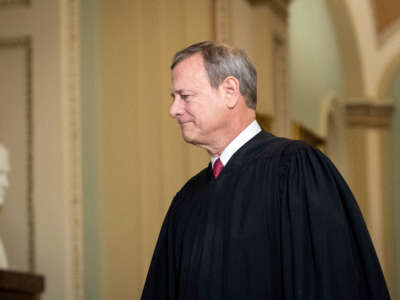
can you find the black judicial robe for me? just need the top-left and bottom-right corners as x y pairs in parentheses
(141, 131), (390, 300)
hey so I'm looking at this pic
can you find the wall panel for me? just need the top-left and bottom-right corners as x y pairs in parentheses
(100, 0), (212, 298)
(0, 37), (33, 272)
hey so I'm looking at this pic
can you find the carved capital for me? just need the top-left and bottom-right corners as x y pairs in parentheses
(346, 101), (394, 128)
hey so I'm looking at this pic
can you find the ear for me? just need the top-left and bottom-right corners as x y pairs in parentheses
(220, 76), (240, 109)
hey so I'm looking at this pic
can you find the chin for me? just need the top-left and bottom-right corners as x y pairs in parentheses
(181, 130), (198, 145)
(182, 133), (195, 144)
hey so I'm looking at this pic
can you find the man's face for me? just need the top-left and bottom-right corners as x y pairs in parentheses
(170, 53), (227, 148)
(0, 150), (9, 206)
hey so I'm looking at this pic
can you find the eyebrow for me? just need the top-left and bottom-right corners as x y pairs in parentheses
(170, 89), (194, 97)
(171, 89), (184, 95)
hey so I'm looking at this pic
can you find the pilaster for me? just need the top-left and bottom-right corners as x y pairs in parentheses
(345, 99), (394, 291)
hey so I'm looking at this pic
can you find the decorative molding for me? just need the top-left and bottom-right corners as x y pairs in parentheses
(247, 0), (290, 21)
(214, 0), (231, 43)
(61, 0), (84, 299)
(0, 36), (35, 272)
(271, 33), (290, 137)
(0, 0), (30, 7)
(346, 101), (394, 127)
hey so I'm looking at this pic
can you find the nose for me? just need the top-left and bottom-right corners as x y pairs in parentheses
(169, 98), (183, 118)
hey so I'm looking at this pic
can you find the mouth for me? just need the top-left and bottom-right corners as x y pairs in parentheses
(178, 120), (193, 126)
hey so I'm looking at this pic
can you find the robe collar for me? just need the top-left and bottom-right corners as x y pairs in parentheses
(207, 129), (276, 180)
(211, 120), (261, 168)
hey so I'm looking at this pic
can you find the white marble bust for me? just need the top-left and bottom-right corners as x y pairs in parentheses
(0, 145), (10, 268)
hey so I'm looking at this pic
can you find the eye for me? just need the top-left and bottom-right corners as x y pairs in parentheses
(181, 94), (194, 102)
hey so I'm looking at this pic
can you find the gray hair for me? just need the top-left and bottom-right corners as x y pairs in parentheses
(171, 41), (257, 110)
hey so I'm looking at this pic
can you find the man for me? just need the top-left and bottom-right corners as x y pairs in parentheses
(141, 41), (389, 299)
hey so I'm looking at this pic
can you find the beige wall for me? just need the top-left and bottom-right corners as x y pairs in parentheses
(99, 1), (212, 298)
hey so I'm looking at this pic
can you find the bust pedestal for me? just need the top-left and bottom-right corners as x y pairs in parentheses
(0, 269), (45, 300)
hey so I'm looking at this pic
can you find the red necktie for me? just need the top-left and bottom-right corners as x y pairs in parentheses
(213, 158), (224, 178)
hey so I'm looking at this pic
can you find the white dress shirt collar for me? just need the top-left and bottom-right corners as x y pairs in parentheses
(211, 120), (262, 167)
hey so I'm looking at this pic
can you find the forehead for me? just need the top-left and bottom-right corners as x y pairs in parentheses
(171, 53), (210, 89)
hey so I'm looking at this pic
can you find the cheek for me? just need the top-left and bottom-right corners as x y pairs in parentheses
(186, 96), (219, 125)
(185, 103), (202, 120)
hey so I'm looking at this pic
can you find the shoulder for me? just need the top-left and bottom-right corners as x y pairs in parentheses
(280, 138), (316, 157)
(255, 132), (314, 160)
(172, 166), (210, 203)
(182, 166), (210, 191)
(273, 138), (340, 184)
(254, 135), (333, 177)
(166, 166), (212, 219)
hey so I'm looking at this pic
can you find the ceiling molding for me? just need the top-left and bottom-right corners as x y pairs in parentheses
(247, 0), (291, 20)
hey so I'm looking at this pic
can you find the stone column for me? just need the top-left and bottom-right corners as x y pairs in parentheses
(345, 100), (394, 290)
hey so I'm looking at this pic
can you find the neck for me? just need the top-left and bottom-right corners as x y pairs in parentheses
(204, 110), (256, 157)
